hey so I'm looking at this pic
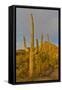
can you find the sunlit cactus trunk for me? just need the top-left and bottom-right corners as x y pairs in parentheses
(29, 14), (34, 78)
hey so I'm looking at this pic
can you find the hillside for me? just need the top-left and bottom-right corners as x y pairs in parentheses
(16, 41), (59, 82)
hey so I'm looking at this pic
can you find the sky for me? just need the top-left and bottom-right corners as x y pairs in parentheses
(16, 8), (59, 50)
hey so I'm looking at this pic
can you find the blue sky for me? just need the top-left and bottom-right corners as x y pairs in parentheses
(16, 8), (59, 50)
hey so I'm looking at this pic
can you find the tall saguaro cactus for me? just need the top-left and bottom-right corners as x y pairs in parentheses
(29, 14), (34, 78)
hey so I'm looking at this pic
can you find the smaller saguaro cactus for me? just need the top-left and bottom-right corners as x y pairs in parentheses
(47, 33), (50, 42)
(41, 33), (43, 43)
(46, 33), (50, 60)
(36, 38), (39, 53)
(40, 33), (44, 50)
(23, 35), (26, 49)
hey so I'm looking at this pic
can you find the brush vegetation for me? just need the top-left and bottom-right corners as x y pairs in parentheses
(16, 42), (59, 82)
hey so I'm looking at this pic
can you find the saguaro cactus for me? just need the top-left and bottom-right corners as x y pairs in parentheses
(47, 33), (50, 42)
(40, 33), (44, 50)
(36, 38), (38, 53)
(23, 35), (26, 50)
(29, 14), (34, 78)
